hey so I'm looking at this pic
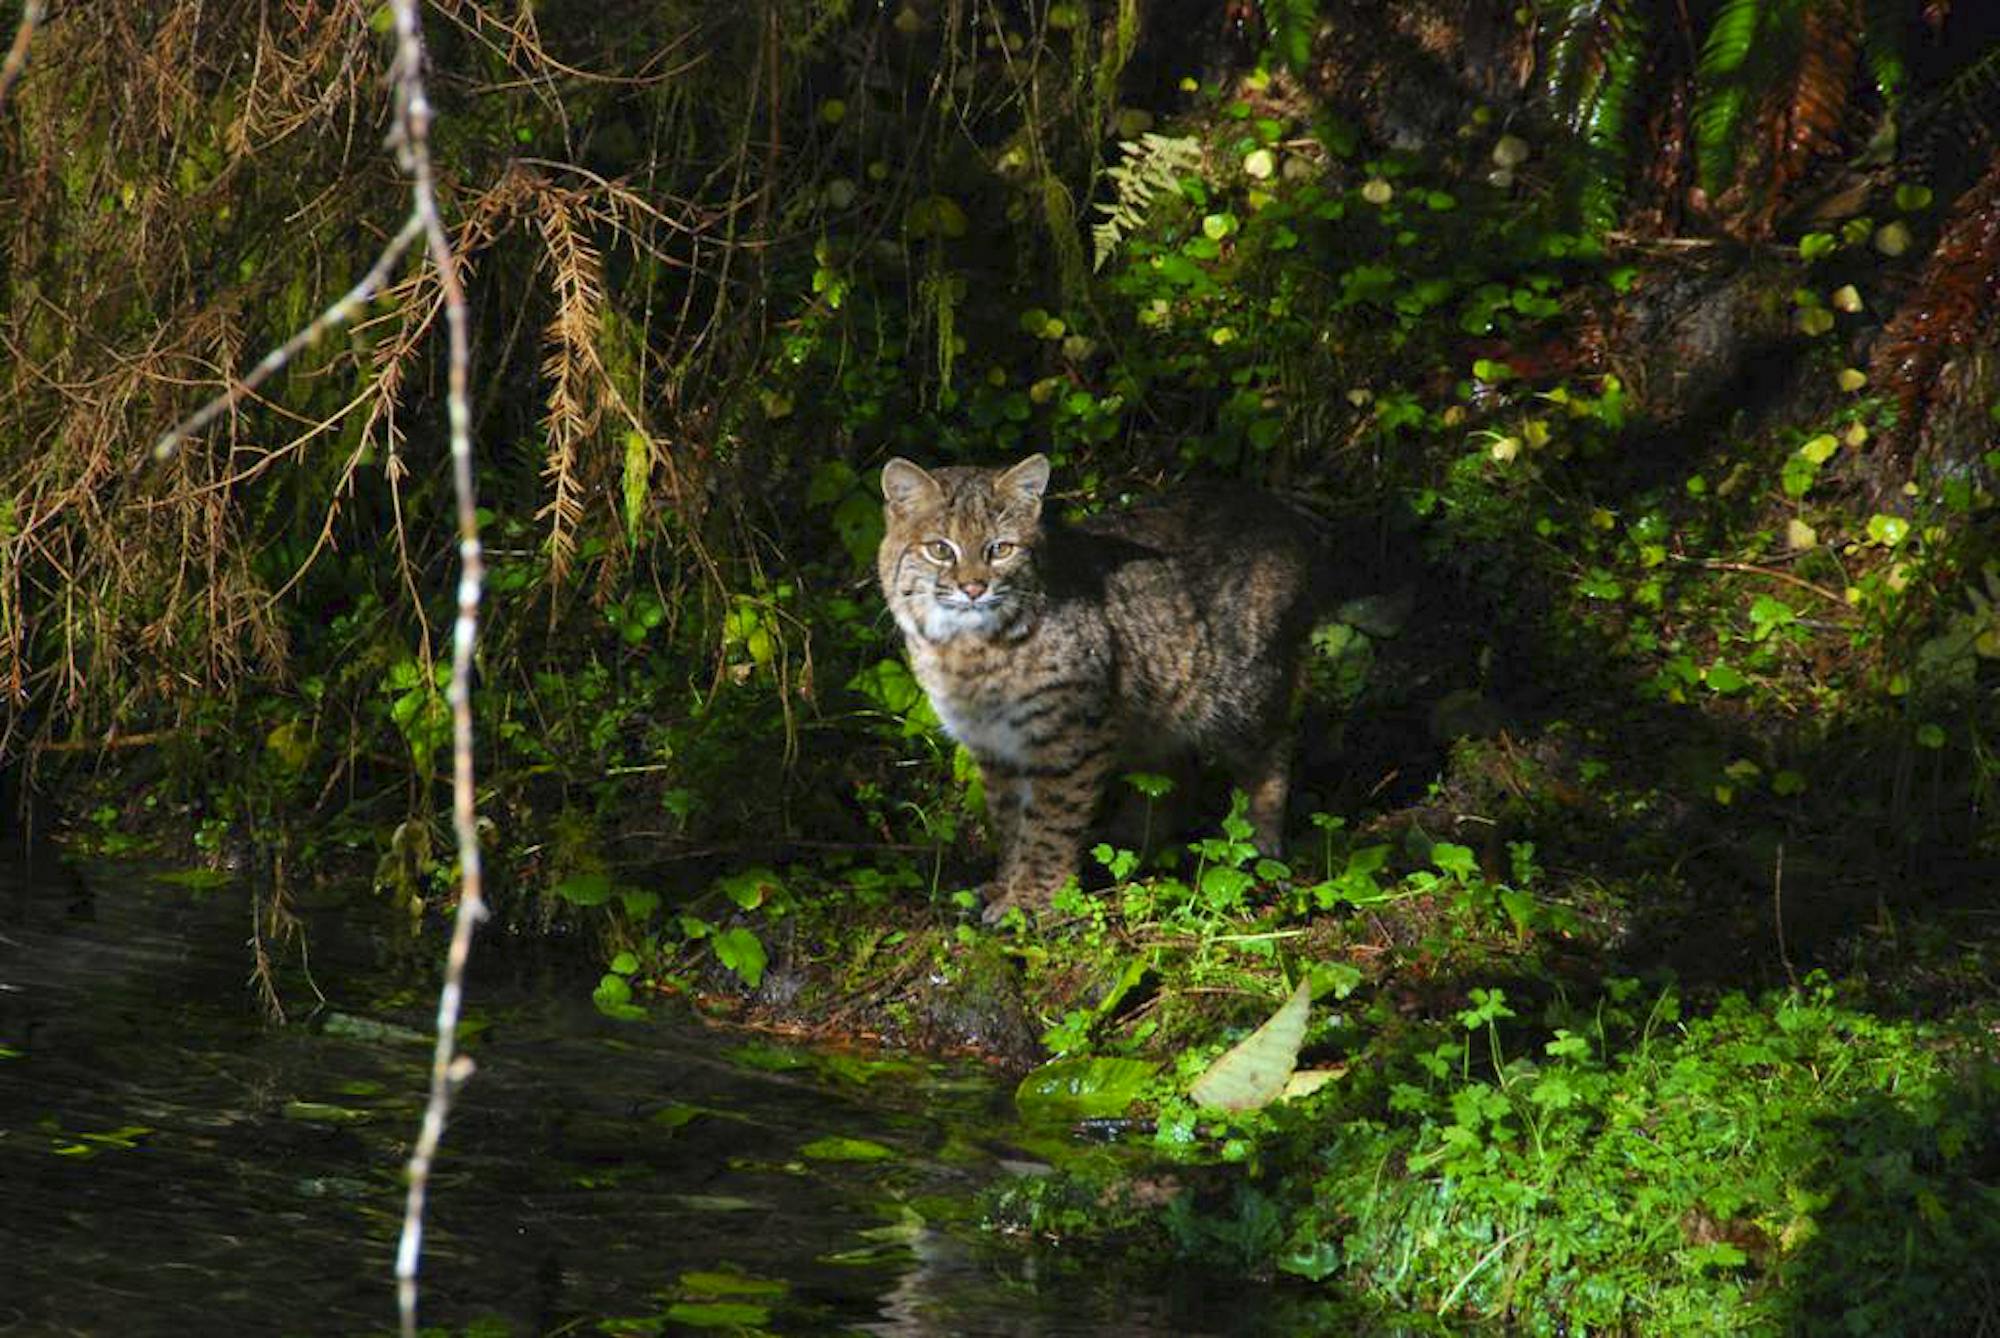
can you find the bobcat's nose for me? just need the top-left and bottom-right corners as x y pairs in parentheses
(959, 581), (989, 600)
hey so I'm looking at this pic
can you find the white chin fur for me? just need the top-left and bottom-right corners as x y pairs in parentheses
(919, 599), (1004, 642)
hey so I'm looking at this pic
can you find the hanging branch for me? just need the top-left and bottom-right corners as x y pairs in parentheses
(146, 2), (483, 1333)
(0, 0), (44, 116)
(380, 0), (484, 1334)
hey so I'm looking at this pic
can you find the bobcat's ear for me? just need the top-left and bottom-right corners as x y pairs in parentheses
(880, 458), (943, 514)
(998, 453), (1051, 510)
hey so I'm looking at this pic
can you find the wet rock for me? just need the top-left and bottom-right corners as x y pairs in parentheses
(912, 937), (1041, 1065)
(1613, 253), (1800, 437)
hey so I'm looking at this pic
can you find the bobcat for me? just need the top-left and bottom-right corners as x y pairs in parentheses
(876, 454), (1323, 924)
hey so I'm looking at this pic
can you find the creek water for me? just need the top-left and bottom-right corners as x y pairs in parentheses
(0, 848), (1305, 1336)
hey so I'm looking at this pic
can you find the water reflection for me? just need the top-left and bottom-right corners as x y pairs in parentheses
(0, 851), (1295, 1336)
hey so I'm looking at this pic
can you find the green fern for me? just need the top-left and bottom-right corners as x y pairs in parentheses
(1091, 133), (1203, 270)
(1691, 0), (1778, 198)
(1920, 43), (2000, 144)
(1543, 0), (1648, 233)
(1260, 0), (1318, 73)
(1860, 0), (1907, 104)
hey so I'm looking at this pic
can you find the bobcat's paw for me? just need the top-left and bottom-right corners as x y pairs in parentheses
(976, 881), (1053, 928)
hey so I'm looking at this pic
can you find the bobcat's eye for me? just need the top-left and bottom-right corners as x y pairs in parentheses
(986, 540), (1018, 561)
(923, 539), (957, 563)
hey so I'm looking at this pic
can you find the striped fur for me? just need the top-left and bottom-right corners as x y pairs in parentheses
(878, 455), (1321, 924)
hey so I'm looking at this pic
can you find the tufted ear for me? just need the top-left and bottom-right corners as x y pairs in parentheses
(880, 457), (943, 514)
(997, 453), (1051, 510)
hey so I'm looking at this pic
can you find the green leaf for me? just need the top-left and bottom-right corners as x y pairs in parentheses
(799, 1135), (895, 1161)
(806, 460), (858, 507)
(1015, 1056), (1159, 1119)
(592, 973), (645, 1020)
(832, 491), (885, 568)
(848, 658), (926, 717)
(1686, 1241), (1749, 1270)
(1748, 594), (1798, 640)
(711, 927), (767, 989)
(1865, 514), (1909, 547)
(717, 865), (783, 910)
(1691, 0), (1764, 195)
(1347, 844), (1391, 875)
(1189, 978), (1311, 1112)
(664, 1301), (773, 1328)
(1431, 842), (1479, 881)
(553, 871), (614, 907)
(679, 1270), (789, 1298)
(1705, 662), (1748, 694)
(621, 429), (651, 548)
(1199, 865), (1255, 908)
(1577, 569), (1623, 601)
(1308, 960), (1364, 999)
(1781, 453), (1822, 499)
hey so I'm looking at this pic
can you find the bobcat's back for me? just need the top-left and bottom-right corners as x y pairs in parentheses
(1066, 486), (1320, 759)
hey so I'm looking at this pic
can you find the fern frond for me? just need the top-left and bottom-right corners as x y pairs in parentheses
(1259, 0), (1318, 73)
(1544, 0), (1647, 233)
(1091, 132), (1202, 270)
(1692, 0), (1769, 196)
(1861, 0), (1907, 104)
(1770, 0), (1859, 198)
(1543, 0), (1637, 130)
(1870, 151), (2000, 462)
(1911, 43), (2000, 153)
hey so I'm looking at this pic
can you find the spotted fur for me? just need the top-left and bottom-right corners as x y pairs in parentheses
(877, 454), (1322, 924)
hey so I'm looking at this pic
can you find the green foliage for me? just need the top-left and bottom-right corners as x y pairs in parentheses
(1543, 0), (1649, 231)
(797, 1135), (895, 1162)
(1015, 1056), (1160, 1120)
(1092, 133), (1204, 270)
(710, 928), (769, 990)
(19, 7), (2000, 1327)
(1258, 0), (1319, 73)
(1284, 984), (2000, 1331)
(1691, 0), (1766, 197)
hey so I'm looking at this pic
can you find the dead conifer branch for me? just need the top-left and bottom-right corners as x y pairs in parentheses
(0, 0), (42, 116)
(535, 190), (607, 595)
(152, 211), (425, 461)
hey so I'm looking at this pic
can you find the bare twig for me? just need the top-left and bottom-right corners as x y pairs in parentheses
(135, 41), (487, 1330)
(1669, 554), (1852, 610)
(0, 0), (43, 116)
(1773, 841), (1798, 991)
(381, 1), (485, 1334)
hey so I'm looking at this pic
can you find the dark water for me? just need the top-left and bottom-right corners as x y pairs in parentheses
(0, 850), (1300, 1337)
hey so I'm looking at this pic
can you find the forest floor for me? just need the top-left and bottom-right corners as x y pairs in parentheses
(571, 581), (2000, 1334)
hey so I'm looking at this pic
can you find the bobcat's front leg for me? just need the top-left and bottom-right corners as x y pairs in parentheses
(978, 741), (1116, 926)
(979, 763), (1029, 870)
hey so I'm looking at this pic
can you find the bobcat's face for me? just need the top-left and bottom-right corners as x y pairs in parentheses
(878, 455), (1050, 644)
